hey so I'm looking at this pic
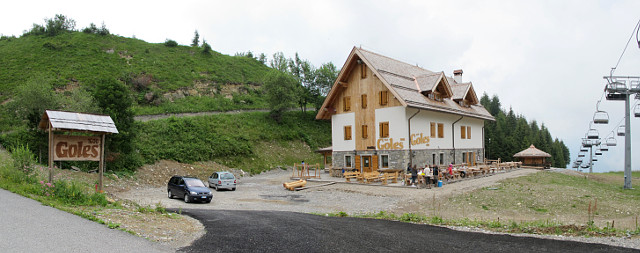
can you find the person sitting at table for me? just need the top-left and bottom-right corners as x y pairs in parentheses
(459, 166), (467, 178)
(447, 163), (454, 179)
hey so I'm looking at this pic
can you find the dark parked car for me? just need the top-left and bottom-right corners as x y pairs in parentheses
(208, 171), (237, 191)
(167, 176), (212, 203)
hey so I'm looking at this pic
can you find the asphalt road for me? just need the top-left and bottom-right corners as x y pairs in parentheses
(0, 188), (171, 253)
(176, 209), (638, 253)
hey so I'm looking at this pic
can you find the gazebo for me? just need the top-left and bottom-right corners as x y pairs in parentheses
(513, 144), (551, 168)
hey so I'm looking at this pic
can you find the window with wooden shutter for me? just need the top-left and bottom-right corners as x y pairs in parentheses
(460, 126), (466, 139)
(379, 91), (388, 105)
(344, 125), (352, 140)
(379, 122), (389, 138)
(361, 63), (367, 79)
(361, 94), (367, 109)
(361, 124), (368, 139)
(437, 123), (444, 138)
(467, 126), (471, 139)
(430, 122), (436, 138)
(355, 155), (361, 172)
(343, 96), (351, 111)
(345, 155), (352, 167)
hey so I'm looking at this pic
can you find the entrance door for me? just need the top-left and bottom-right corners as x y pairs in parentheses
(362, 156), (372, 173)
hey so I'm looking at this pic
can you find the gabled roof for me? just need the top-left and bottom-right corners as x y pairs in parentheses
(513, 144), (551, 158)
(38, 110), (119, 134)
(451, 82), (479, 105)
(316, 47), (494, 121)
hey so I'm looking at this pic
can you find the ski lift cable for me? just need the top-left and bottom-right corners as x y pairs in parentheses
(601, 99), (637, 138)
(611, 18), (640, 76)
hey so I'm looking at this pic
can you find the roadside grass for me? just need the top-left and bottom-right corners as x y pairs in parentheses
(433, 171), (640, 232)
(323, 211), (635, 237)
(0, 148), (182, 239)
(321, 170), (640, 237)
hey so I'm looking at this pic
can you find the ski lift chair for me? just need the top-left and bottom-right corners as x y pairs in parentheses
(606, 136), (617, 146)
(593, 101), (609, 124)
(592, 158), (598, 162)
(630, 80), (640, 92)
(617, 125), (625, 136)
(595, 150), (602, 156)
(578, 153), (585, 157)
(600, 146), (608, 152)
(635, 104), (640, 118)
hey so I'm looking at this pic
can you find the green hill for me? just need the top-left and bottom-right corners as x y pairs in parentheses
(0, 26), (331, 172)
(0, 31), (271, 119)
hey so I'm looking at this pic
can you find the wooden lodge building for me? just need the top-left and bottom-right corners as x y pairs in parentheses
(316, 47), (495, 173)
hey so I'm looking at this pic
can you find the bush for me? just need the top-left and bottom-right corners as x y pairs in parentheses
(164, 39), (178, 47)
(10, 144), (35, 175)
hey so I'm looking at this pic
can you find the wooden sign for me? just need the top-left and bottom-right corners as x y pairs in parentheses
(53, 135), (102, 161)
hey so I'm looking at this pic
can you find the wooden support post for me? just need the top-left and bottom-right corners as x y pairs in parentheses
(48, 123), (53, 183)
(98, 134), (105, 193)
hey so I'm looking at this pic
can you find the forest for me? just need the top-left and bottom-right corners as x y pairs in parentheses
(481, 94), (570, 167)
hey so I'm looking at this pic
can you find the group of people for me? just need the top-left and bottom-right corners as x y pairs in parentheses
(406, 163), (457, 187)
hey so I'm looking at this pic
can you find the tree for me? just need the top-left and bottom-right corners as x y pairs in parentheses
(270, 52), (288, 72)
(312, 62), (338, 111)
(191, 30), (199, 47)
(263, 70), (297, 122)
(164, 39), (178, 47)
(10, 74), (61, 129)
(202, 39), (211, 54)
(258, 53), (267, 64)
(92, 78), (140, 171)
(45, 14), (76, 36)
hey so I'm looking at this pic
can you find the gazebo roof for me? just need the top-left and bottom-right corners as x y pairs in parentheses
(513, 144), (551, 158)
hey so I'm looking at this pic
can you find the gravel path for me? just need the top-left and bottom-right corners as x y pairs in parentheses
(0, 188), (171, 253)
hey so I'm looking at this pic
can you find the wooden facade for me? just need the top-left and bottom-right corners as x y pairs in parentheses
(317, 47), (495, 172)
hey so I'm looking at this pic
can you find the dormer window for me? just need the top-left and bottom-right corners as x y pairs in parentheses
(426, 92), (443, 102)
(458, 100), (470, 108)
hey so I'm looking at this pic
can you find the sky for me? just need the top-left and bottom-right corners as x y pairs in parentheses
(2, 0), (640, 173)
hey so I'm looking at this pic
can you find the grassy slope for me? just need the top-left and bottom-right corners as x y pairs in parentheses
(0, 32), (271, 130)
(137, 111), (331, 174)
(0, 32), (269, 95)
(442, 171), (640, 229)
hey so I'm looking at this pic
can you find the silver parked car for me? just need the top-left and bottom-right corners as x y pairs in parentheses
(208, 171), (237, 191)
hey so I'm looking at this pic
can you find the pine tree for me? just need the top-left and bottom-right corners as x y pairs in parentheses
(191, 30), (199, 47)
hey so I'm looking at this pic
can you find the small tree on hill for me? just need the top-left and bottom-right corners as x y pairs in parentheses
(202, 39), (211, 54)
(191, 30), (199, 47)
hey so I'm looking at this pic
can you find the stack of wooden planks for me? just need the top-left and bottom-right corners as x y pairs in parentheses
(283, 179), (307, 191)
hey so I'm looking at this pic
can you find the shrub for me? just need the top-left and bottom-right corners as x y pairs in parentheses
(10, 144), (35, 175)
(164, 39), (178, 47)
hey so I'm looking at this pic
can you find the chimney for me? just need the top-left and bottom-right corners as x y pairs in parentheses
(453, 69), (463, 83)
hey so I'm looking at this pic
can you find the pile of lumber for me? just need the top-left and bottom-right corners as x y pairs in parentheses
(283, 179), (307, 191)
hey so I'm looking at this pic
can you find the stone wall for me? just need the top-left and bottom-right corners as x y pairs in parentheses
(332, 148), (485, 172)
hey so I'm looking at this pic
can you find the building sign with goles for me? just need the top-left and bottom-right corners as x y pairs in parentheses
(53, 135), (102, 161)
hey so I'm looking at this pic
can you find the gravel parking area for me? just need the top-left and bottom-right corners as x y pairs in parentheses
(112, 167), (640, 250)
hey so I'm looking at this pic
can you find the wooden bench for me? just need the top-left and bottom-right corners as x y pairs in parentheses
(380, 172), (399, 185)
(363, 172), (382, 184)
(343, 171), (360, 182)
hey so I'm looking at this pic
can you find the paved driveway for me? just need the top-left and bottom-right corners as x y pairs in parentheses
(177, 209), (637, 253)
(0, 188), (171, 253)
